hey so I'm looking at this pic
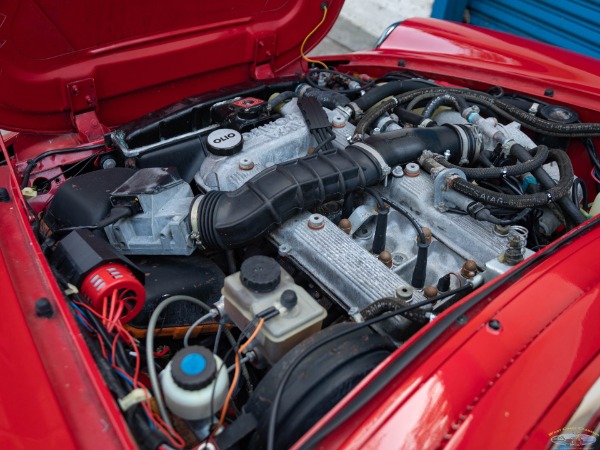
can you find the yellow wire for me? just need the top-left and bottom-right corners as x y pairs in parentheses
(300, 5), (330, 70)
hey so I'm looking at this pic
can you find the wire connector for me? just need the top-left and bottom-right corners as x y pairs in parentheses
(118, 388), (150, 412)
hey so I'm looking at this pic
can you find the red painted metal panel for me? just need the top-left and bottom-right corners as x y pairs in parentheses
(351, 18), (600, 112)
(0, 0), (342, 133)
(0, 137), (135, 449)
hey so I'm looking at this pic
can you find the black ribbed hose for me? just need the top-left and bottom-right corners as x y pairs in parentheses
(193, 126), (477, 249)
(194, 146), (381, 249)
(450, 148), (575, 209)
(510, 145), (586, 225)
(422, 94), (469, 119)
(360, 298), (404, 321)
(434, 145), (549, 180)
(355, 87), (600, 139)
(352, 80), (436, 113)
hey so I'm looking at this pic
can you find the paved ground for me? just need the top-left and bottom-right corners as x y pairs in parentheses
(312, 0), (433, 55)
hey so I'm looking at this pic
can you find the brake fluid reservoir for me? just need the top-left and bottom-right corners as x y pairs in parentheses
(223, 256), (327, 365)
(160, 346), (228, 420)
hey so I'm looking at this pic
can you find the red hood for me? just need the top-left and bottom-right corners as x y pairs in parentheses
(0, 0), (342, 133)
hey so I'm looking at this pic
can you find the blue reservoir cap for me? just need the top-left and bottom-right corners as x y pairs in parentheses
(171, 346), (216, 390)
(180, 353), (207, 375)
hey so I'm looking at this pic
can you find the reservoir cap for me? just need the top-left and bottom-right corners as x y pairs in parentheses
(207, 128), (243, 156)
(171, 346), (216, 390)
(240, 256), (281, 293)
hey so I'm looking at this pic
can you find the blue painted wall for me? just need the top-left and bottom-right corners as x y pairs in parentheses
(432, 0), (600, 60)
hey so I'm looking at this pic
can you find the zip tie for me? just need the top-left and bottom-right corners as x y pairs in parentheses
(118, 388), (150, 412)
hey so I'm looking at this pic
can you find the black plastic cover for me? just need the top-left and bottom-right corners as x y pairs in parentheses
(127, 254), (225, 329)
(51, 230), (143, 285)
(137, 138), (207, 183)
(44, 168), (135, 232)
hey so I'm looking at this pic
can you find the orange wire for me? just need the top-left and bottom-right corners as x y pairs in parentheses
(102, 296), (108, 327)
(300, 5), (329, 70)
(111, 301), (125, 331)
(107, 290), (120, 332)
(112, 366), (185, 448)
(240, 318), (265, 354)
(73, 301), (183, 443)
(213, 318), (265, 435)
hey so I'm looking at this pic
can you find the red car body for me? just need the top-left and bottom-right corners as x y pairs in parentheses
(0, 1), (599, 448)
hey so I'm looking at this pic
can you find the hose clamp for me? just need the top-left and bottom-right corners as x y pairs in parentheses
(529, 102), (540, 115)
(347, 102), (364, 119)
(335, 105), (353, 121)
(501, 139), (515, 156)
(351, 142), (391, 179)
(462, 106), (480, 121)
(189, 195), (205, 248)
(418, 118), (434, 128)
(446, 124), (480, 165)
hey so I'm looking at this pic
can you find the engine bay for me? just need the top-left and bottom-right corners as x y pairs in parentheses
(11, 64), (600, 449)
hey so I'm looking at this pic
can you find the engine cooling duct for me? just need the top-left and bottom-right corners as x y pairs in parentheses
(190, 125), (481, 249)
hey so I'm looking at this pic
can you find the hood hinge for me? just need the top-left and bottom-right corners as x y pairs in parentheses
(251, 35), (276, 80)
(66, 78), (109, 142)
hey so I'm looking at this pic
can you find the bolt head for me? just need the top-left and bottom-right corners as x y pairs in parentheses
(35, 298), (54, 318)
(102, 158), (117, 169)
(239, 157), (255, 170)
(392, 166), (404, 178)
(488, 319), (501, 331)
(307, 214), (325, 230)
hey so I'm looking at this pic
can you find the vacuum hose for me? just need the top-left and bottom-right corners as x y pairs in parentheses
(450, 148), (574, 209)
(190, 125), (479, 249)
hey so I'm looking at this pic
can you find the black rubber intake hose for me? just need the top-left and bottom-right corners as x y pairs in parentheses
(450, 148), (575, 209)
(192, 146), (381, 249)
(192, 126), (478, 249)
(434, 145), (549, 180)
(352, 80), (436, 113)
(362, 124), (476, 167)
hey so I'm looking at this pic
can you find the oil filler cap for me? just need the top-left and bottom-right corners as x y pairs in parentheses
(171, 346), (216, 390)
(240, 256), (281, 293)
(207, 128), (243, 156)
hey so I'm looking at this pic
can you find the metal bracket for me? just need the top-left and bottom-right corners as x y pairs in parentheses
(348, 204), (378, 236)
(252, 35), (276, 80)
(433, 167), (466, 211)
(67, 78), (107, 142)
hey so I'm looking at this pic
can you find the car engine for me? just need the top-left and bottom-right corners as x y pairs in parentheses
(30, 66), (596, 449)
